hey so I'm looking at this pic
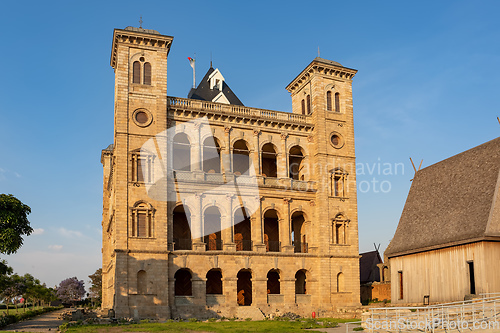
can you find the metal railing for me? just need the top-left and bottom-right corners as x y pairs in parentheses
(345, 295), (500, 332)
(173, 238), (192, 250)
(265, 240), (281, 252)
(235, 239), (252, 251)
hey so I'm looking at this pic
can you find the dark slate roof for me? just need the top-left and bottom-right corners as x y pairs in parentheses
(187, 67), (244, 106)
(386, 137), (500, 258)
(359, 250), (382, 284)
(124, 26), (160, 35)
(313, 57), (343, 67)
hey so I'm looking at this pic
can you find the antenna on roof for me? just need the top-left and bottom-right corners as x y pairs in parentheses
(318, 46), (320, 58)
(409, 157), (423, 181)
(139, 16), (143, 29)
(374, 243), (381, 252)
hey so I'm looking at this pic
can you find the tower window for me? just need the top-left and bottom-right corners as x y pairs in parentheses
(327, 91), (332, 111)
(335, 92), (340, 112)
(131, 202), (154, 238)
(306, 95), (311, 114)
(301, 99), (305, 115)
(133, 61), (141, 84)
(143, 62), (151, 85)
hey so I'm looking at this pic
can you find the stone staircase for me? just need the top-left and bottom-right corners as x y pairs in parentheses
(236, 306), (265, 320)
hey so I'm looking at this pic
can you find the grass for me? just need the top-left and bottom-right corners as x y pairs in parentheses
(64, 318), (360, 333)
(0, 306), (45, 315)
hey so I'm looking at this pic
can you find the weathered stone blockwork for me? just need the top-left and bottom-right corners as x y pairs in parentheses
(101, 27), (360, 319)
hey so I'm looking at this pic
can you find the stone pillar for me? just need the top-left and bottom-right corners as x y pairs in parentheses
(253, 130), (260, 175)
(282, 277), (296, 306)
(278, 133), (288, 179)
(193, 278), (206, 306)
(223, 126), (232, 173)
(223, 277), (238, 307)
(223, 194), (236, 251)
(192, 122), (202, 172)
(192, 193), (205, 251)
(253, 277), (268, 306)
(282, 198), (294, 253)
(253, 196), (266, 253)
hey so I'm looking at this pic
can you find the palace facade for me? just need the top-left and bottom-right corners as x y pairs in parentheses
(101, 26), (360, 319)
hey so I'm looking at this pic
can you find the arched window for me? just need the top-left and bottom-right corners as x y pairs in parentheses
(234, 207), (251, 251)
(301, 99), (305, 115)
(333, 213), (349, 244)
(131, 150), (154, 183)
(306, 95), (311, 114)
(131, 202), (154, 238)
(331, 169), (348, 197)
(337, 272), (344, 292)
(206, 269), (223, 294)
(204, 206), (222, 251)
(327, 91), (332, 111)
(133, 61), (141, 84)
(143, 62), (151, 85)
(237, 269), (252, 306)
(137, 270), (147, 294)
(291, 211), (307, 253)
(289, 146), (305, 180)
(173, 133), (191, 171)
(203, 137), (221, 173)
(232, 140), (250, 175)
(174, 269), (192, 296)
(295, 270), (307, 294)
(264, 209), (279, 252)
(267, 270), (280, 294)
(261, 143), (277, 178)
(335, 92), (340, 112)
(173, 205), (192, 250)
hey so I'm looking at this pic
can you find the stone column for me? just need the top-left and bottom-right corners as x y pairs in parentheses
(223, 193), (236, 251)
(253, 130), (260, 175)
(192, 122), (202, 172)
(253, 277), (268, 307)
(278, 133), (288, 179)
(193, 278), (206, 306)
(192, 193), (205, 251)
(282, 197), (294, 253)
(282, 277), (296, 306)
(253, 196), (266, 253)
(223, 126), (232, 174)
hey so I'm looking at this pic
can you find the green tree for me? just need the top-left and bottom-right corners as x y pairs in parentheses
(0, 194), (33, 254)
(88, 268), (102, 305)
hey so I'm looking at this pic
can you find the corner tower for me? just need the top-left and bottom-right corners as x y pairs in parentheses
(102, 27), (173, 318)
(286, 58), (360, 305)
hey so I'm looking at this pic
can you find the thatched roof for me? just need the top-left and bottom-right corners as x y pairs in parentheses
(385, 137), (500, 258)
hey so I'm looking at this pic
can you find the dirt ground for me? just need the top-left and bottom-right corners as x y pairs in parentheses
(1, 308), (67, 333)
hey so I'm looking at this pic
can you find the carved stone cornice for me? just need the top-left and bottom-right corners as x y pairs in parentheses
(111, 28), (173, 69)
(285, 59), (357, 94)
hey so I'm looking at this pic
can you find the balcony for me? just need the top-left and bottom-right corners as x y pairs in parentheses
(265, 240), (281, 252)
(293, 241), (308, 253)
(205, 239), (223, 251)
(235, 239), (253, 251)
(173, 238), (192, 250)
(168, 97), (312, 125)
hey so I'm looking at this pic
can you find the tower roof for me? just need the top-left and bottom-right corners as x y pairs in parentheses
(385, 137), (500, 258)
(188, 67), (244, 106)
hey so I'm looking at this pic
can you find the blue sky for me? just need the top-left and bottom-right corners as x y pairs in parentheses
(1, 0), (499, 288)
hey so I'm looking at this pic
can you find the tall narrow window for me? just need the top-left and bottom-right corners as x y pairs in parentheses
(306, 95), (311, 114)
(337, 272), (344, 292)
(137, 270), (147, 294)
(131, 151), (154, 183)
(333, 213), (349, 245)
(133, 61), (141, 84)
(206, 269), (223, 294)
(131, 202), (154, 238)
(335, 92), (340, 112)
(174, 269), (192, 296)
(327, 91), (332, 111)
(398, 271), (403, 300)
(143, 62), (151, 85)
(301, 99), (305, 115)
(332, 169), (348, 197)
(468, 261), (476, 294)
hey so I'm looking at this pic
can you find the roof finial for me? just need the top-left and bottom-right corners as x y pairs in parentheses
(210, 51), (213, 68)
(318, 46), (320, 58)
(139, 16), (143, 29)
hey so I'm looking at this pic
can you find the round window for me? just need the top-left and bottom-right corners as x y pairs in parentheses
(330, 132), (344, 149)
(132, 109), (153, 127)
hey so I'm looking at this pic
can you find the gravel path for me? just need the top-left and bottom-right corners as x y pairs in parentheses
(1, 309), (66, 333)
